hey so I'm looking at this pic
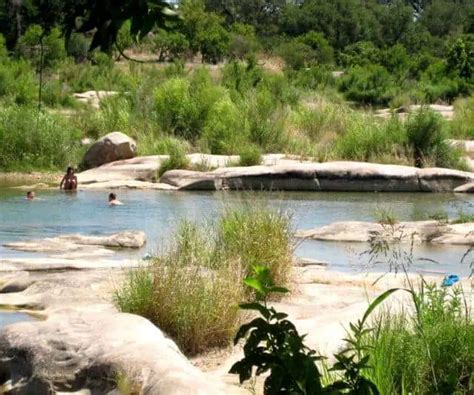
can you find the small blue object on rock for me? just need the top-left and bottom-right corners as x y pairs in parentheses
(442, 274), (460, 287)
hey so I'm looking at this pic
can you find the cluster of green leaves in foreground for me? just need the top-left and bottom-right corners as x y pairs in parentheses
(230, 264), (381, 394)
(114, 205), (294, 355)
(231, 264), (473, 394)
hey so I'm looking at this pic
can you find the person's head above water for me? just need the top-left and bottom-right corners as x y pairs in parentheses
(26, 191), (35, 200)
(108, 192), (123, 205)
(66, 166), (74, 175)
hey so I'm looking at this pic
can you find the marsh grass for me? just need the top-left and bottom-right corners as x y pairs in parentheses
(361, 283), (474, 395)
(374, 207), (398, 226)
(157, 142), (190, 177)
(115, 205), (294, 355)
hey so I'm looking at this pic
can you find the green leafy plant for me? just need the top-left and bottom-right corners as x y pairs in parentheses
(230, 265), (383, 394)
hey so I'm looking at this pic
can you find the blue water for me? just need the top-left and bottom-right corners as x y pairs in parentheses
(0, 312), (34, 328)
(0, 188), (473, 275)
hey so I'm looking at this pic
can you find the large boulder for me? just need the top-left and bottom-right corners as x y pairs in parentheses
(81, 132), (137, 170)
(0, 311), (225, 394)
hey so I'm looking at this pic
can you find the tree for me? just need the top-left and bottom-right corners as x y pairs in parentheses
(447, 38), (474, 80)
(204, 0), (286, 35)
(62, 0), (175, 53)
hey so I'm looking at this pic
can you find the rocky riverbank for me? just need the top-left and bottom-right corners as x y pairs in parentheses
(76, 156), (474, 193)
(297, 220), (474, 244)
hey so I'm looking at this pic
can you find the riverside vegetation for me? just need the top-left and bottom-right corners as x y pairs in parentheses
(1, 1), (474, 172)
(115, 205), (473, 394)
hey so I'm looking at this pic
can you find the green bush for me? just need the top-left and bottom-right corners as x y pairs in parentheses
(245, 86), (287, 150)
(202, 97), (248, 154)
(339, 65), (394, 105)
(0, 59), (37, 105)
(66, 33), (90, 62)
(16, 25), (66, 68)
(450, 97), (474, 138)
(0, 105), (82, 170)
(157, 142), (190, 177)
(153, 29), (190, 61)
(216, 205), (294, 287)
(238, 144), (262, 166)
(154, 72), (224, 140)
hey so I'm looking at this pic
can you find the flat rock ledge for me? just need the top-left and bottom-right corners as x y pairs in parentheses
(160, 162), (474, 192)
(4, 231), (146, 253)
(297, 220), (474, 244)
(0, 311), (225, 394)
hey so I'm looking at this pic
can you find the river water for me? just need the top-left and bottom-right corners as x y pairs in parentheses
(0, 187), (473, 275)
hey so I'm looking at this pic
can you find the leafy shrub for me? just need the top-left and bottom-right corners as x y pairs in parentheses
(158, 142), (190, 177)
(16, 25), (66, 68)
(450, 97), (474, 138)
(66, 33), (90, 62)
(245, 86), (287, 150)
(0, 106), (82, 170)
(238, 144), (262, 166)
(202, 98), (247, 154)
(230, 265), (381, 394)
(277, 40), (318, 70)
(153, 29), (190, 61)
(339, 65), (394, 105)
(0, 59), (37, 105)
(228, 23), (259, 60)
(154, 72), (224, 140)
(335, 116), (404, 163)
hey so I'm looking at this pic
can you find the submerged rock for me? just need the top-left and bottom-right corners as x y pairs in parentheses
(81, 132), (137, 170)
(297, 220), (474, 245)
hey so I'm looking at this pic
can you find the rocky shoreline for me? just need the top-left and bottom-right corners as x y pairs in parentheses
(297, 220), (474, 244)
(77, 156), (474, 193)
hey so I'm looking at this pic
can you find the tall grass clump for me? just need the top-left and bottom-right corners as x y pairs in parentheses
(238, 144), (262, 166)
(0, 106), (82, 170)
(157, 142), (190, 177)
(450, 97), (474, 139)
(216, 204), (294, 287)
(335, 115), (405, 163)
(115, 205), (295, 355)
(361, 283), (473, 395)
(405, 108), (450, 168)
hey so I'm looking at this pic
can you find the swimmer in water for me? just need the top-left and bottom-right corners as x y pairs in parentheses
(108, 193), (123, 206)
(26, 191), (35, 200)
(60, 167), (78, 191)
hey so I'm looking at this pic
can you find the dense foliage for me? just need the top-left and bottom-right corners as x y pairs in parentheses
(0, 0), (472, 171)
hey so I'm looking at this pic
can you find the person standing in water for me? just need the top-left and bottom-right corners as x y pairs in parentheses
(108, 193), (123, 206)
(26, 191), (35, 200)
(60, 167), (78, 190)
